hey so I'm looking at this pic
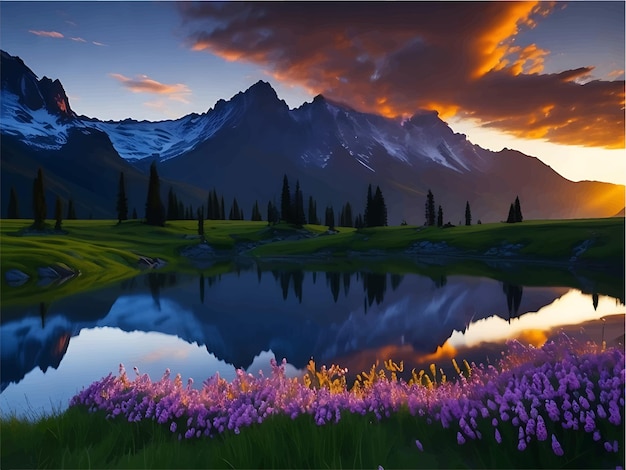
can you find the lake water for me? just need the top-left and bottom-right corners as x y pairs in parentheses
(1, 265), (624, 419)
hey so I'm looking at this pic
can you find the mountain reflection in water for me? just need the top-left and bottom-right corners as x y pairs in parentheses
(1, 267), (624, 418)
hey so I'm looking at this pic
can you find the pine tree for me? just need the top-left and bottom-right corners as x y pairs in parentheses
(116, 172), (129, 224)
(506, 203), (516, 223)
(145, 162), (165, 226)
(32, 168), (46, 230)
(251, 201), (262, 221)
(373, 186), (387, 227)
(293, 180), (306, 226)
(67, 198), (76, 220)
(267, 200), (275, 225)
(340, 202), (353, 227)
(54, 195), (63, 231)
(178, 201), (185, 220)
(425, 189), (435, 226)
(437, 205), (443, 227)
(197, 207), (204, 237)
(229, 198), (240, 220)
(354, 213), (364, 229)
(325, 206), (335, 230)
(219, 196), (225, 220)
(167, 187), (178, 220)
(308, 196), (318, 225)
(465, 201), (472, 226)
(7, 186), (19, 219)
(364, 184), (373, 227)
(281, 174), (292, 223)
(514, 196), (523, 223)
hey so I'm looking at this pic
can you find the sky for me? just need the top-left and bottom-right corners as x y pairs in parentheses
(1, 1), (624, 186)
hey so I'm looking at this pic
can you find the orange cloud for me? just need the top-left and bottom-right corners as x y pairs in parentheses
(179, 2), (624, 149)
(110, 73), (191, 102)
(28, 30), (64, 38)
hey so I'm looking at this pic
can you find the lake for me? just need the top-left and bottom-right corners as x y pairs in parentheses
(1, 263), (624, 419)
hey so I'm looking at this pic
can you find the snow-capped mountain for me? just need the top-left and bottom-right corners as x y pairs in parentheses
(1, 50), (623, 222)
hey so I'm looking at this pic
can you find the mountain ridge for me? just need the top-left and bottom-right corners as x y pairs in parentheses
(1, 49), (623, 223)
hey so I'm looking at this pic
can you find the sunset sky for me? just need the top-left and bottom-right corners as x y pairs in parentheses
(1, 2), (624, 185)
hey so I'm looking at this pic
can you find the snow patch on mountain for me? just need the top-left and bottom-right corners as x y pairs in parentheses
(0, 93), (70, 150)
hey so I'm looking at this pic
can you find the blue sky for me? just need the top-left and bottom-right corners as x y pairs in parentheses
(1, 2), (624, 185)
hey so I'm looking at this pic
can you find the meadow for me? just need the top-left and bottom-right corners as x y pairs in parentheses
(1, 334), (623, 469)
(1, 217), (623, 307)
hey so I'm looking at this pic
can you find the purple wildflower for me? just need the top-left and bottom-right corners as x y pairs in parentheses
(415, 439), (423, 452)
(495, 428), (502, 444)
(536, 415), (547, 441)
(551, 434), (564, 456)
(457, 432), (465, 445)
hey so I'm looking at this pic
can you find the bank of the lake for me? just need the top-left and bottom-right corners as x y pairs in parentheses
(1, 217), (623, 307)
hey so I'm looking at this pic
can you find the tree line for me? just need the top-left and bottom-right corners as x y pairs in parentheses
(9, 164), (523, 230)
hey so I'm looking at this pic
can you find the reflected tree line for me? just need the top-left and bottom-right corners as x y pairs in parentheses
(113, 270), (614, 319)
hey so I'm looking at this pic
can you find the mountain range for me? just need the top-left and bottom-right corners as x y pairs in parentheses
(1, 50), (623, 223)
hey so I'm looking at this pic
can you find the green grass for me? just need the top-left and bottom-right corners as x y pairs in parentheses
(251, 218), (625, 263)
(1, 218), (623, 307)
(2, 404), (622, 469)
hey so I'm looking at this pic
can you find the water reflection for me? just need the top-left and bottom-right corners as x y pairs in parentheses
(1, 265), (624, 418)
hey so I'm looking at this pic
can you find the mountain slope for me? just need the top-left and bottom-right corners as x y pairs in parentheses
(1, 50), (623, 223)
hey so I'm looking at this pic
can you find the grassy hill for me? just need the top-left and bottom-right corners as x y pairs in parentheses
(1, 217), (623, 307)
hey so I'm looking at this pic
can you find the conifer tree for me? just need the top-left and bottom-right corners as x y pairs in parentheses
(251, 201), (262, 221)
(437, 205), (443, 227)
(425, 189), (435, 226)
(178, 201), (185, 220)
(325, 206), (335, 230)
(293, 180), (306, 226)
(116, 171), (128, 224)
(220, 196), (225, 220)
(229, 198), (241, 220)
(354, 213), (364, 229)
(32, 168), (46, 230)
(167, 187), (178, 220)
(506, 203), (516, 223)
(7, 186), (19, 219)
(197, 207), (204, 237)
(373, 186), (387, 227)
(364, 184), (373, 227)
(514, 196), (523, 223)
(308, 196), (318, 225)
(465, 201), (472, 226)
(145, 162), (165, 226)
(281, 174), (292, 223)
(340, 202), (353, 227)
(67, 198), (76, 220)
(54, 195), (63, 231)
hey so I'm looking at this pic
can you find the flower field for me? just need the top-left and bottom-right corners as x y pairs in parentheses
(62, 333), (625, 469)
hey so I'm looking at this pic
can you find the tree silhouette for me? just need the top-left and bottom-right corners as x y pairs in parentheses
(7, 186), (19, 219)
(281, 174), (292, 223)
(506, 203), (516, 223)
(167, 187), (179, 220)
(229, 197), (241, 220)
(364, 184), (373, 227)
(197, 207), (204, 237)
(145, 162), (165, 226)
(308, 196), (318, 225)
(32, 168), (46, 230)
(293, 180), (306, 226)
(116, 171), (128, 224)
(67, 198), (76, 220)
(465, 201), (472, 226)
(251, 200), (262, 221)
(514, 196), (523, 223)
(54, 195), (63, 231)
(437, 205), (443, 227)
(325, 206), (335, 230)
(373, 186), (388, 226)
(425, 189), (435, 226)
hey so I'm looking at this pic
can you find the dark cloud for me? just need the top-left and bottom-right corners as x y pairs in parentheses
(178, 2), (624, 149)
